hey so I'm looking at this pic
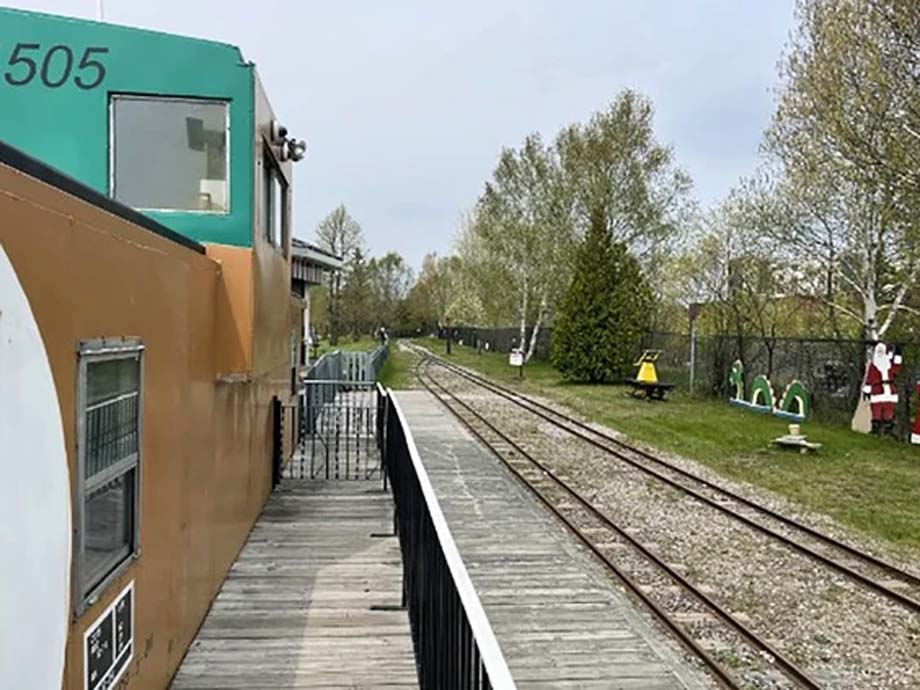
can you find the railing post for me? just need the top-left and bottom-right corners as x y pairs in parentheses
(378, 385), (390, 493)
(689, 318), (697, 394)
(271, 396), (282, 488)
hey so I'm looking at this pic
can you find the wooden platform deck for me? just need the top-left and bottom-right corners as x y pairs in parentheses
(170, 480), (418, 690)
(395, 391), (711, 689)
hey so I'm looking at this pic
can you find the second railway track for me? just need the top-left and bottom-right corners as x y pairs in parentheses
(407, 343), (920, 615)
(407, 343), (920, 689)
(417, 358), (818, 689)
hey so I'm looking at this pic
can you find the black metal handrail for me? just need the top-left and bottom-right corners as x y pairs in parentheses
(305, 345), (389, 385)
(376, 383), (388, 491)
(378, 387), (515, 689)
(290, 380), (380, 481)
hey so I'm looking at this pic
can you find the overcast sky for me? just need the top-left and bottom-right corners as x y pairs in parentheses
(11, 1), (794, 268)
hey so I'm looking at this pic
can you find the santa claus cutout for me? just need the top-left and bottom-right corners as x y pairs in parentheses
(862, 342), (902, 435)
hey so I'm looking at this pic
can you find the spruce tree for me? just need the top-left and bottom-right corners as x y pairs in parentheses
(339, 248), (373, 338)
(552, 211), (652, 382)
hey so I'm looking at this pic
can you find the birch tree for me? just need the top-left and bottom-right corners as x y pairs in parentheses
(368, 252), (413, 327)
(406, 252), (462, 331)
(472, 134), (575, 361)
(315, 205), (366, 344)
(776, 1), (920, 214)
(761, 168), (920, 340)
(557, 90), (692, 265)
(452, 215), (517, 327)
(316, 204), (364, 259)
(768, 0), (920, 339)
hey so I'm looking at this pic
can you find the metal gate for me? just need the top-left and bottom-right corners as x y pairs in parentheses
(284, 379), (382, 480)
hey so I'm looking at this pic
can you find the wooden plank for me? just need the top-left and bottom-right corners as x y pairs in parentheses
(170, 480), (417, 689)
(395, 391), (712, 688)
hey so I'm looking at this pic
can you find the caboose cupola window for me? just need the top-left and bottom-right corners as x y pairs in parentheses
(110, 95), (230, 213)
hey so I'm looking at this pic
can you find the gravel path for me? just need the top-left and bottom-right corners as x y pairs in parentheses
(430, 365), (920, 690)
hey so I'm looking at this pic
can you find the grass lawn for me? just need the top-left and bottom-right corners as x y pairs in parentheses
(313, 336), (382, 358)
(412, 337), (920, 556)
(378, 343), (418, 390)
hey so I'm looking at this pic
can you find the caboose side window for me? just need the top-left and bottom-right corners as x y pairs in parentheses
(262, 147), (288, 250)
(75, 340), (144, 613)
(110, 95), (230, 213)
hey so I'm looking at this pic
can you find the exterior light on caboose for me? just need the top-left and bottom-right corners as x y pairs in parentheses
(279, 137), (306, 162)
(270, 120), (288, 143)
(288, 139), (307, 162)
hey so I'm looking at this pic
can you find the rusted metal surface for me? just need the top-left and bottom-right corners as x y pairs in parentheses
(0, 158), (293, 688)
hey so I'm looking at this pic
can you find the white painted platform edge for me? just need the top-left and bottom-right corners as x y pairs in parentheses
(387, 388), (517, 690)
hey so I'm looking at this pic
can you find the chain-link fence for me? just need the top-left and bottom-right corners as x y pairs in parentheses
(664, 333), (920, 435)
(434, 326), (920, 438)
(440, 326), (553, 360)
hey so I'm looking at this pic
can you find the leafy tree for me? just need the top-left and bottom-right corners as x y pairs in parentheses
(315, 205), (365, 344)
(448, 91), (690, 361)
(473, 134), (575, 361)
(552, 211), (653, 382)
(316, 204), (364, 258)
(441, 210), (513, 328)
(776, 0), (920, 214)
(404, 90), (689, 355)
(308, 284), (330, 337)
(368, 252), (413, 328)
(339, 247), (373, 338)
(768, 0), (920, 338)
(557, 90), (692, 262)
(402, 252), (461, 332)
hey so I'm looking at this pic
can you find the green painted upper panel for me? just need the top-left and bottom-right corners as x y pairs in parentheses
(0, 9), (255, 246)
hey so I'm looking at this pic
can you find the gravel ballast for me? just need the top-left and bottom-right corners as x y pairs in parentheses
(430, 365), (920, 690)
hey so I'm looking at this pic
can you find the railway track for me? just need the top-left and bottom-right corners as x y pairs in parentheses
(405, 343), (920, 688)
(406, 343), (920, 617)
(415, 358), (819, 689)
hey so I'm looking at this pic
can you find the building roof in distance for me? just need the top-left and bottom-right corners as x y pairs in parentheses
(292, 238), (343, 271)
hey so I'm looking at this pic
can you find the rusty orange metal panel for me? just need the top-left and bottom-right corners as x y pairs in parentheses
(207, 244), (254, 376)
(0, 161), (287, 689)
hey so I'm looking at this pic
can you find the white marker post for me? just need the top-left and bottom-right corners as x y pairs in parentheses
(509, 348), (524, 379)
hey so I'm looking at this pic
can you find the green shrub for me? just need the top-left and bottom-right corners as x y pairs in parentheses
(552, 213), (652, 382)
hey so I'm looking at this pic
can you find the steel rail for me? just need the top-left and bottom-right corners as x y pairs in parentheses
(421, 345), (920, 584)
(419, 360), (822, 690)
(413, 346), (920, 614)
